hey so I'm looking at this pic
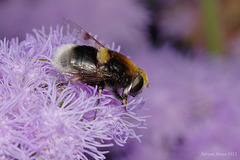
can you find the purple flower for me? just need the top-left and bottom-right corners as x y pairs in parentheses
(0, 26), (146, 159)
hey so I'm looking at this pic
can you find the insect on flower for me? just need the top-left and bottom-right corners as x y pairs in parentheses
(52, 19), (149, 105)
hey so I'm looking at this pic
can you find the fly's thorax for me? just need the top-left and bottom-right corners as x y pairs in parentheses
(100, 51), (136, 89)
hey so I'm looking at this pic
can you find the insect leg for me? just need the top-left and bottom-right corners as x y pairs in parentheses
(70, 76), (82, 82)
(97, 84), (104, 105)
(56, 81), (69, 87)
(122, 91), (128, 112)
(94, 83), (105, 119)
(113, 89), (128, 112)
(38, 58), (51, 62)
(113, 89), (123, 101)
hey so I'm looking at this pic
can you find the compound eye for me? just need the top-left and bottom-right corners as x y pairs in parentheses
(129, 74), (144, 97)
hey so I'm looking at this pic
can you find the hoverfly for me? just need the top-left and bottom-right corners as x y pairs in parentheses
(52, 19), (148, 105)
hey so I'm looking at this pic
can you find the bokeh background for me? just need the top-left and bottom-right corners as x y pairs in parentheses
(1, 0), (240, 159)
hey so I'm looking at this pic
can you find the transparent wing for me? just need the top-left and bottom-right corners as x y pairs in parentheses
(63, 19), (104, 49)
(72, 67), (117, 83)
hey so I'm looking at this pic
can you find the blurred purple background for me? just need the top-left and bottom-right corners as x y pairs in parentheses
(1, 0), (240, 159)
(0, 0), (149, 51)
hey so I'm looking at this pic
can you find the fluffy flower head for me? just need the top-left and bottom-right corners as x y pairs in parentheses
(0, 26), (146, 159)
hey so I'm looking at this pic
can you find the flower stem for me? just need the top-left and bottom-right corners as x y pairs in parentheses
(200, 0), (224, 55)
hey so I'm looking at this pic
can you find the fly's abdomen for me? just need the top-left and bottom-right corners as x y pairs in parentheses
(70, 45), (98, 71)
(52, 44), (77, 73)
